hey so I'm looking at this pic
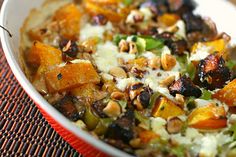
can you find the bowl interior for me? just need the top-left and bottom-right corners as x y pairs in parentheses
(1, 0), (236, 156)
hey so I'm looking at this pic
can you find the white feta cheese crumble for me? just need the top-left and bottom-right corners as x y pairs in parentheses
(190, 44), (211, 61)
(175, 20), (187, 39)
(142, 51), (156, 60)
(140, 7), (153, 21)
(199, 135), (217, 157)
(161, 46), (171, 55)
(92, 42), (119, 72)
(70, 59), (91, 64)
(116, 77), (136, 91)
(116, 52), (136, 62)
(151, 117), (169, 139)
(80, 22), (113, 41)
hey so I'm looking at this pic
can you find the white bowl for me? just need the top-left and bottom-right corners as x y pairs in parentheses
(0, 0), (236, 156)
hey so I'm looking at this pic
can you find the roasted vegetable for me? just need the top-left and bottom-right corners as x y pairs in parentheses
(53, 3), (81, 39)
(196, 54), (231, 90)
(106, 109), (135, 144)
(168, 39), (188, 56)
(139, 130), (159, 143)
(169, 75), (202, 98)
(152, 97), (184, 119)
(188, 104), (227, 129)
(59, 38), (79, 61)
(28, 41), (62, 72)
(54, 95), (85, 121)
(212, 79), (236, 106)
(45, 62), (100, 93)
(158, 13), (180, 27)
(91, 99), (109, 118)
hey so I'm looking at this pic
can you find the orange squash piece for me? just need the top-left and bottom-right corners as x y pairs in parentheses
(139, 130), (159, 143)
(84, 1), (123, 22)
(53, 3), (81, 39)
(212, 79), (236, 106)
(152, 97), (184, 119)
(158, 13), (180, 27)
(45, 62), (100, 93)
(188, 104), (227, 129)
(28, 41), (62, 73)
(127, 57), (148, 68)
(86, 0), (121, 5)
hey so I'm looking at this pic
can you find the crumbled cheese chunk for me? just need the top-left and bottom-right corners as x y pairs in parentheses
(175, 20), (187, 39)
(80, 22), (113, 41)
(116, 77), (136, 91)
(92, 42), (119, 72)
(142, 51), (156, 60)
(151, 117), (169, 139)
(70, 59), (91, 64)
(199, 135), (217, 157)
(116, 52), (136, 62)
(190, 44), (211, 61)
(140, 7), (153, 21)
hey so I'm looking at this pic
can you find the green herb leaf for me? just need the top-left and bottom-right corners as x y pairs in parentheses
(229, 124), (236, 140)
(170, 145), (186, 157)
(186, 62), (196, 80)
(145, 37), (164, 50)
(200, 89), (212, 100)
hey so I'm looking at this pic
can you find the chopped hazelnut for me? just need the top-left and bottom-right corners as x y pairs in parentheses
(161, 54), (176, 71)
(103, 100), (121, 118)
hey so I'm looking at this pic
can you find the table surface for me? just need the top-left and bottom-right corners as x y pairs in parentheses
(0, 0), (236, 157)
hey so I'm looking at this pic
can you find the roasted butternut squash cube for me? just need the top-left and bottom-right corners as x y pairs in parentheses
(152, 97), (184, 119)
(86, 0), (120, 5)
(212, 79), (236, 106)
(127, 57), (148, 68)
(187, 104), (227, 129)
(53, 4), (81, 39)
(139, 130), (159, 143)
(28, 41), (62, 72)
(45, 62), (100, 93)
(84, 1), (123, 22)
(158, 13), (180, 27)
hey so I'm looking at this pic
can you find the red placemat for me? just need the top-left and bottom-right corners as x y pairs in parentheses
(0, 45), (83, 156)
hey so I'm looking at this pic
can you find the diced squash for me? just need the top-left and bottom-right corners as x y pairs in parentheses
(139, 130), (159, 143)
(84, 1), (123, 22)
(158, 13), (180, 27)
(45, 62), (100, 93)
(187, 104), (227, 129)
(152, 97), (184, 119)
(212, 79), (236, 106)
(53, 3), (81, 39)
(71, 83), (107, 101)
(191, 39), (228, 59)
(28, 41), (62, 73)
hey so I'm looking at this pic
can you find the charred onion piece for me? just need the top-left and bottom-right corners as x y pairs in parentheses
(91, 99), (108, 118)
(169, 75), (202, 98)
(59, 38), (79, 60)
(92, 14), (108, 25)
(196, 54), (231, 90)
(54, 95), (85, 121)
(168, 39), (188, 55)
(105, 109), (135, 144)
(182, 12), (204, 34)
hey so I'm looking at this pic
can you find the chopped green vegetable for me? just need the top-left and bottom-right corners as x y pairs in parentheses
(226, 60), (236, 70)
(113, 34), (164, 52)
(84, 107), (99, 130)
(94, 118), (113, 135)
(200, 89), (212, 100)
(229, 124), (236, 140)
(186, 97), (196, 111)
(149, 92), (161, 109)
(118, 100), (127, 112)
(134, 110), (150, 129)
(185, 62), (196, 80)
(170, 145), (186, 157)
(123, 0), (133, 6)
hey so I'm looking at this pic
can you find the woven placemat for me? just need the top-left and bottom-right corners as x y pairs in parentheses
(0, 46), (82, 156)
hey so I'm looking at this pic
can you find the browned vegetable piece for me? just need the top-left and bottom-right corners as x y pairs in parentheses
(212, 79), (236, 106)
(45, 62), (100, 93)
(91, 99), (109, 118)
(59, 38), (79, 61)
(158, 13), (180, 27)
(168, 39), (188, 55)
(196, 54), (231, 90)
(71, 83), (107, 101)
(53, 3), (81, 39)
(169, 75), (202, 98)
(152, 97), (184, 119)
(54, 95), (85, 121)
(28, 41), (62, 70)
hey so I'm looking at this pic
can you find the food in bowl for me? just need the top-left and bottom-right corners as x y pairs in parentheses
(20, 0), (236, 156)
